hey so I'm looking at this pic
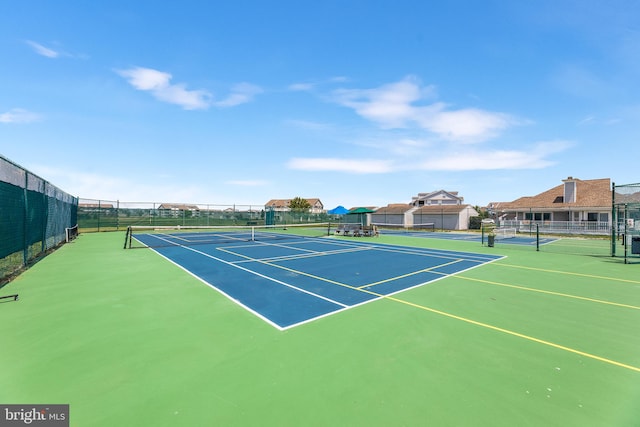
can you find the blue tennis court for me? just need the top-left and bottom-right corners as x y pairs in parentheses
(134, 232), (504, 329)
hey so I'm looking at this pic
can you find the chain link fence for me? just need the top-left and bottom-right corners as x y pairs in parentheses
(612, 182), (640, 263)
(78, 200), (335, 232)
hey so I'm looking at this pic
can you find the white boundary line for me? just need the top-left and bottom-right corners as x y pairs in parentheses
(140, 234), (349, 330)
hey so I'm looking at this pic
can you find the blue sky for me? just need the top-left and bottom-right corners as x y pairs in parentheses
(2, 0), (639, 209)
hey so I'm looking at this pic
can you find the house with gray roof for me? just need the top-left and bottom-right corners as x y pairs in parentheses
(370, 204), (413, 226)
(412, 205), (479, 230)
(372, 200), (479, 231)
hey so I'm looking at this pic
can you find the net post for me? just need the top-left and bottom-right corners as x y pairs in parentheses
(536, 223), (539, 251)
(251, 226), (255, 242)
(124, 226), (131, 249)
(481, 225), (485, 246)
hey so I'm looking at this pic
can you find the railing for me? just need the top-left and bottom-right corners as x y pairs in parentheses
(501, 220), (611, 235)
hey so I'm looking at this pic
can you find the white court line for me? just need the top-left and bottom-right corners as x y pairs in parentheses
(139, 233), (503, 330)
(315, 237), (503, 263)
(144, 233), (349, 309)
(225, 245), (375, 264)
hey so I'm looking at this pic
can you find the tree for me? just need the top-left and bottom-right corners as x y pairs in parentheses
(469, 206), (490, 230)
(289, 197), (311, 210)
(474, 205), (489, 219)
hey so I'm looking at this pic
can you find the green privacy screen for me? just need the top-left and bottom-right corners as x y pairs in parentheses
(0, 155), (78, 283)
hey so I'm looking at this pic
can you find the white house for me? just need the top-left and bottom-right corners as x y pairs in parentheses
(412, 205), (479, 231)
(411, 190), (464, 207)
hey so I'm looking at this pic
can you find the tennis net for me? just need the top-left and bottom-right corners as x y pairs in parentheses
(65, 224), (79, 243)
(124, 222), (332, 249)
(493, 227), (517, 240)
(372, 223), (435, 234)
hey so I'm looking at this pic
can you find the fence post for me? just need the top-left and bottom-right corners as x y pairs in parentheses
(611, 182), (616, 257)
(42, 182), (48, 253)
(22, 173), (28, 267)
(624, 204), (628, 264)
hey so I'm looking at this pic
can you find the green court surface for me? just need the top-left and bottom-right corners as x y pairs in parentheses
(1, 232), (638, 426)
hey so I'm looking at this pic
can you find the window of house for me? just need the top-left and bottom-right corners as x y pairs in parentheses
(525, 212), (550, 221)
(587, 212), (598, 221)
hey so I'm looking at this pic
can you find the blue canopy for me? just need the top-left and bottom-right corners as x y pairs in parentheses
(328, 205), (349, 215)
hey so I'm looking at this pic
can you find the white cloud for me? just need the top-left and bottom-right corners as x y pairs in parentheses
(284, 119), (332, 130)
(285, 76), (567, 175)
(289, 76), (350, 92)
(213, 83), (263, 107)
(333, 76), (434, 128)
(388, 138), (431, 156)
(578, 115), (596, 125)
(329, 76), (349, 83)
(116, 67), (211, 110)
(153, 83), (211, 110)
(30, 165), (206, 202)
(25, 40), (59, 58)
(577, 114), (622, 126)
(0, 108), (41, 123)
(119, 67), (171, 91)
(415, 107), (512, 141)
(332, 76), (517, 143)
(117, 67), (261, 110)
(420, 150), (551, 171)
(287, 157), (393, 174)
(287, 140), (571, 174)
(288, 82), (315, 91)
(417, 140), (572, 171)
(24, 40), (88, 59)
(28, 166), (129, 199)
